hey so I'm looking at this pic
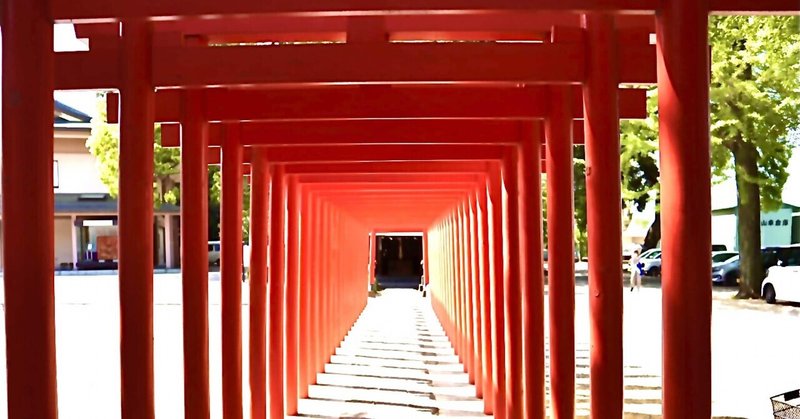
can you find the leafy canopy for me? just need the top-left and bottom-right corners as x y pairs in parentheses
(710, 16), (800, 210)
(85, 96), (181, 207)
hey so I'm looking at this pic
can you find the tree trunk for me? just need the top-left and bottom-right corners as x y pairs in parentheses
(732, 141), (763, 299)
(643, 210), (662, 250)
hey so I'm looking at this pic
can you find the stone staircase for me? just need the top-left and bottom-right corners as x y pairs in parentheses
(294, 289), (490, 418)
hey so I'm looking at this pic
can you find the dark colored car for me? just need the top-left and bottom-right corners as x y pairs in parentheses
(712, 244), (728, 252)
(712, 247), (782, 286)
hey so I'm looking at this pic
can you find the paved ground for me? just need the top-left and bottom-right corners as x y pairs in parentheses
(294, 290), (487, 418)
(0, 273), (797, 418)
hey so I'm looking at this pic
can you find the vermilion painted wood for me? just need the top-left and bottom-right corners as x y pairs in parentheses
(500, 149), (523, 419)
(298, 185), (314, 399)
(582, 13), (624, 419)
(285, 177), (301, 415)
(284, 161), (491, 175)
(105, 87), (647, 123)
(248, 148), (270, 419)
(450, 216), (458, 352)
(519, 128), (545, 419)
(487, 164), (507, 419)
(454, 211), (465, 371)
(545, 86), (577, 419)
(118, 20), (156, 419)
(163, 120), (591, 149)
(461, 203), (476, 385)
(468, 196), (484, 399)
(55, 42), (659, 90)
(657, 2), (713, 417)
(180, 89), (212, 419)
(310, 198), (324, 382)
(50, 0), (800, 22)
(206, 144), (509, 165)
(318, 201), (329, 373)
(1, 1), (58, 417)
(162, 120), (531, 148)
(476, 190), (495, 414)
(221, 124), (245, 419)
(323, 204), (334, 363)
(268, 166), (287, 418)
(73, 14), (655, 44)
(369, 231), (377, 286)
(297, 173), (482, 183)
(9, 0), (752, 414)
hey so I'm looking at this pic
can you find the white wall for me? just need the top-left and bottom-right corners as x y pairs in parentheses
(54, 216), (74, 268)
(712, 209), (795, 251)
(712, 214), (737, 251)
(54, 136), (108, 194)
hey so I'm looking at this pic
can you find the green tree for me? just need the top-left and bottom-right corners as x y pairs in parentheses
(210, 167), (252, 243)
(710, 16), (800, 298)
(573, 94), (661, 263)
(86, 96), (181, 208)
(620, 89), (661, 250)
(573, 146), (588, 259)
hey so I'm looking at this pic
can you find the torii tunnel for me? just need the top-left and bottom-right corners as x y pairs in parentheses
(2, 1), (799, 418)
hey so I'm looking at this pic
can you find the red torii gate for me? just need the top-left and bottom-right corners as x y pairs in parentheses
(4, 2), (800, 419)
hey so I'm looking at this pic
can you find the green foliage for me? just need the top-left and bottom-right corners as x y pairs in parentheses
(620, 89), (660, 213)
(85, 99), (120, 197)
(209, 165), (252, 243)
(85, 96), (181, 208)
(154, 126), (181, 206)
(573, 146), (588, 258)
(710, 16), (800, 211)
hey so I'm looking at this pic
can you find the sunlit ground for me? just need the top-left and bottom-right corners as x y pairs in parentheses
(0, 274), (797, 418)
(294, 289), (487, 418)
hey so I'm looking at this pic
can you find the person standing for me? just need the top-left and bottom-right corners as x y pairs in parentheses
(629, 248), (642, 292)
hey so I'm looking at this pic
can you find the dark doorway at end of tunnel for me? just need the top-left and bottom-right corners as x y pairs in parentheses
(376, 234), (423, 289)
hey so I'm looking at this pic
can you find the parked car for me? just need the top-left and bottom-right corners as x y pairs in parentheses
(761, 245), (800, 304)
(639, 248), (660, 260)
(712, 247), (785, 286)
(712, 244), (728, 252)
(208, 241), (221, 266)
(712, 251), (738, 263)
(639, 249), (662, 277)
(711, 252), (740, 285)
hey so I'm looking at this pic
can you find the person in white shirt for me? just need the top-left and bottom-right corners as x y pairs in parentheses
(629, 249), (642, 292)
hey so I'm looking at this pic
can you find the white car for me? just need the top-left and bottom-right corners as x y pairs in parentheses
(208, 241), (221, 266)
(761, 245), (800, 304)
(639, 249), (662, 277)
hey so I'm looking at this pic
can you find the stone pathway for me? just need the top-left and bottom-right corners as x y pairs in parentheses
(294, 289), (490, 418)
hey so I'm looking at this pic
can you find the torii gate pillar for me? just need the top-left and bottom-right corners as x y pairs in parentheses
(118, 19), (156, 419)
(657, 1), (713, 417)
(1, 1), (58, 418)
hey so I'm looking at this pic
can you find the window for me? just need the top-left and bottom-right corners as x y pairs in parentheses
(779, 247), (800, 267)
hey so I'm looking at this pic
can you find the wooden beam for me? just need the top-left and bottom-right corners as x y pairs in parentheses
(55, 42), (656, 90)
(160, 120), (557, 147)
(205, 144), (508, 164)
(52, 0), (800, 23)
(106, 86), (647, 123)
(55, 0), (662, 23)
(73, 14), (655, 43)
